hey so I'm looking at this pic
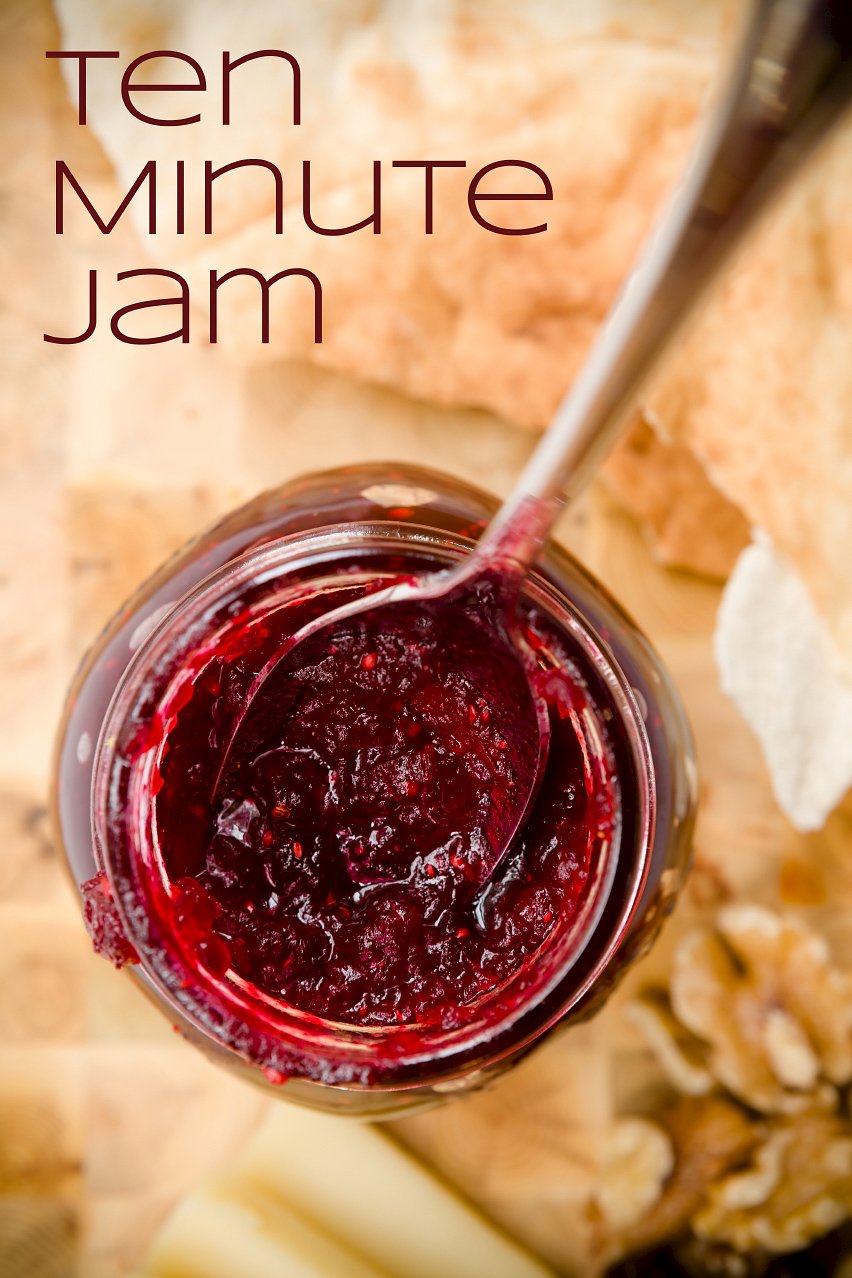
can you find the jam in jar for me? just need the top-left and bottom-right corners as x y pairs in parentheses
(53, 464), (696, 1116)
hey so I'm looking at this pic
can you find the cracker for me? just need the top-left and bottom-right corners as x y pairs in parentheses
(602, 413), (750, 579)
(647, 118), (852, 677)
(55, 0), (852, 795)
(715, 539), (852, 831)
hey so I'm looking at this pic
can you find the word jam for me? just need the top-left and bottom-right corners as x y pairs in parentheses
(45, 49), (554, 347)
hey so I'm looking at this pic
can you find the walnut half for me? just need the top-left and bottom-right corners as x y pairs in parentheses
(595, 1118), (674, 1233)
(630, 905), (852, 1113)
(693, 1107), (852, 1253)
(617, 1097), (758, 1256)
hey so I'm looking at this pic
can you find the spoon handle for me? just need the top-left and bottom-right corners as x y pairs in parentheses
(477, 0), (852, 571)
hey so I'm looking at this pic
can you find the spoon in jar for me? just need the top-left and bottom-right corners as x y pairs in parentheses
(218, 0), (852, 882)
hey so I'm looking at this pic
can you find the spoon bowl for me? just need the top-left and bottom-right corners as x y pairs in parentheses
(214, 560), (551, 886)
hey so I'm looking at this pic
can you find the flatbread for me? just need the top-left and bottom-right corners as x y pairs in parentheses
(54, 1), (717, 408)
(53, 0), (723, 555)
(602, 413), (750, 579)
(646, 117), (852, 677)
(55, 0), (852, 793)
(715, 538), (852, 832)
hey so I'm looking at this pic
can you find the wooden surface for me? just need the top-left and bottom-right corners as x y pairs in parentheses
(2, 4), (851, 1276)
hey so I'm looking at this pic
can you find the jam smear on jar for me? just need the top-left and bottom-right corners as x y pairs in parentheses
(81, 872), (139, 967)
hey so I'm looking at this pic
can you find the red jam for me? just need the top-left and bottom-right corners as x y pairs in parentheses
(56, 466), (696, 1104)
(81, 871), (139, 968)
(149, 575), (619, 1030)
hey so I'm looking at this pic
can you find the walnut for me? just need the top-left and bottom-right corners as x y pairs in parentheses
(692, 1108), (852, 1253)
(618, 1097), (758, 1255)
(625, 990), (714, 1097)
(595, 1118), (674, 1232)
(630, 905), (852, 1113)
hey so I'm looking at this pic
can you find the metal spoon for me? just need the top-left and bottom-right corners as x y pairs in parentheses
(220, 0), (852, 881)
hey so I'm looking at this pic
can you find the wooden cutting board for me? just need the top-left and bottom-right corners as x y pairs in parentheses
(2, 4), (850, 1275)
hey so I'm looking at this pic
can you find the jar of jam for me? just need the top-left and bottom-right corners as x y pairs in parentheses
(52, 464), (696, 1117)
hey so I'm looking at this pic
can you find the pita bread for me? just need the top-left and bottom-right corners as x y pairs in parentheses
(53, 0), (722, 551)
(603, 413), (750, 578)
(715, 538), (852, 832)
(55, 0), (852, 787)
(646, 118), (852, 677)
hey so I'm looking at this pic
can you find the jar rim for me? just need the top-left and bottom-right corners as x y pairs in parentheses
(92, 521), (656, 1089)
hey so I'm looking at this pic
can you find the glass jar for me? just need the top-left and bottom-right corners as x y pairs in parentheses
(52, 463), (696, 1117)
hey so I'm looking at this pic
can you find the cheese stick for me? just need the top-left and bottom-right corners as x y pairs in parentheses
(143, 1177), (390, 1278)
(234, 1104), (553, 1278)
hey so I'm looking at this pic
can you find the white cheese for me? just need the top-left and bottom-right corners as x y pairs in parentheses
(143, 1176), (389, 1278)
(233, 1102), (553, 1278)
